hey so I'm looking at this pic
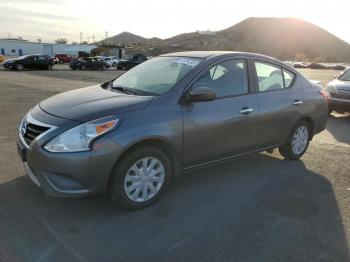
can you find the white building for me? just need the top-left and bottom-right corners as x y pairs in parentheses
(0, 39), (97, 57)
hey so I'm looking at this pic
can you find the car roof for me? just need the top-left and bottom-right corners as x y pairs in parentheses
(160, 51), (297, 73)
(161, 51), (281, 61)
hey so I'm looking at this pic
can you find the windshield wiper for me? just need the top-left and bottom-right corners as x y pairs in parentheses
(110, 85), (138, 95)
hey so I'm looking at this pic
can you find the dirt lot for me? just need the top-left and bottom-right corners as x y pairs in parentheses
(0, 66), (349, 261)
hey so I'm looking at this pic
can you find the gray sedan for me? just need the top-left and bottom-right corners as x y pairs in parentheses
(17, 51), (328, 209)
(326, 67), (350, 113)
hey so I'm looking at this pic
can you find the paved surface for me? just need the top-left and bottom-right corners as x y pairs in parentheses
(0, 67), (349, 261)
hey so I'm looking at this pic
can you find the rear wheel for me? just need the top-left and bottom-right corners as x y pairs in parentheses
(279, 120), (310, 160)
(101, 64), (107, 70)
(112, 62), (116, 67)
(16, 64), (24, 71)
(110, 147), (172, 210)
(81, 65), (86, 70)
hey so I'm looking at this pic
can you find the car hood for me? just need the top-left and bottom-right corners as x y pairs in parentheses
(4, 58), (17, 63)
(330, 79), (350, 90)
(39, 85), (153, 122)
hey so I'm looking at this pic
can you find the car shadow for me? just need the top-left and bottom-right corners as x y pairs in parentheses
(0, 153), (348, 262)
(327, 113), (350, 144)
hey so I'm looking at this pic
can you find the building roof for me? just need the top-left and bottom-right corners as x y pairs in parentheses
(64, 45), (97, 53)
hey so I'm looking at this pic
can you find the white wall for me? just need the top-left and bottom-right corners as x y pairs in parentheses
(0, 40), (96, 57)
(0, 41), (43, 56)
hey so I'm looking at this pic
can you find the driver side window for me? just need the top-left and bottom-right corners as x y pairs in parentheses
(194, 60), (248, 98)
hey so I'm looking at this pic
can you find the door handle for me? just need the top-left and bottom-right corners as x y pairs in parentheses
(239, 107), (254, 115)
(293, 100), (303, 105)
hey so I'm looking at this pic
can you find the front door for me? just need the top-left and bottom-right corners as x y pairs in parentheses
(182, 59), (260, 167)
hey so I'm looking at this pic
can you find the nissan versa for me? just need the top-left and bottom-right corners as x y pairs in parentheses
(17, 51), (328, 209)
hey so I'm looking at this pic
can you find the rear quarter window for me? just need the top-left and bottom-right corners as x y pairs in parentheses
(282, 69), (295, 88)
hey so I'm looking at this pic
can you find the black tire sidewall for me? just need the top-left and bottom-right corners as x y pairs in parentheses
(280, 121), (310, 160)
(16, 64), (24, 71)
(110, 147), (172, 209)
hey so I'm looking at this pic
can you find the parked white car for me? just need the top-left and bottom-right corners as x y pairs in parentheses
(103, 56), (119, 67)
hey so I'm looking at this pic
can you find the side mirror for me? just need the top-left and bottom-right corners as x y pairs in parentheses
(187, 85), (216, 102)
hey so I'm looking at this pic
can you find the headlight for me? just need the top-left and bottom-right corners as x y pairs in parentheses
(327, 84), (336, 92)
(44, 116), (119, 153)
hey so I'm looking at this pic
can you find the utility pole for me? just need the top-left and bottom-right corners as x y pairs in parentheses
(105, 31), (108, 39)
(92, 34), (95, 43)
(79, 32), (83, 44)
(7, 33), (11, 39)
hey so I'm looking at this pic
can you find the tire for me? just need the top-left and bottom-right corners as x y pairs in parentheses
(81, 65), (86, 70)
(279, 120), (310, 160)
(47, 65), (52, 70)
(110, 147), (172, 210)
(101, 65), (107, 70)
(59, 60), (64, 64)
(16, 64), (24, 71)
(112, 62), (116, 67)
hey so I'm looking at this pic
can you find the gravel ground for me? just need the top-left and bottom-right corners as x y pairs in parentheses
(0, 66), (349, 262)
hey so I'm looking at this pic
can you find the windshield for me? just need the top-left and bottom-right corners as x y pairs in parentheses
(112, 56), (202, 95)
(339, 68), (350, 81)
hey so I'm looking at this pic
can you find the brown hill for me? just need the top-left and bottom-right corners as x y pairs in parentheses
(101, 18), (350, 62)
(99, 32), (148, 45)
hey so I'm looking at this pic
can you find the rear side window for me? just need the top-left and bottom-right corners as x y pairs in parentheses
(195, 59), (248, 98)
(283, 69), (295, 88)
(255, 62), (284, 92)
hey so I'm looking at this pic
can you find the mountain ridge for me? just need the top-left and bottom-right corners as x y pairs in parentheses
(100, 17), (350, 62)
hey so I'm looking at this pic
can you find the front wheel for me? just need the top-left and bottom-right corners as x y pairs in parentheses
(16, 64), (24, 71)
(110, 147), (172, 210)
(279, 121), (310, 160)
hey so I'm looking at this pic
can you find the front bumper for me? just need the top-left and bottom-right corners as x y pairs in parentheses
(3, 63), (12, 69)
(17, 111), (123, 198)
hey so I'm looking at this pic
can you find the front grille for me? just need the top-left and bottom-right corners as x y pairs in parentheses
(23, 123), (49, 146)
(330, 92), (350, 100)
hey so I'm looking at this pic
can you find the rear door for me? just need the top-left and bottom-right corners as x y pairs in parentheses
(182, 58), (260, 167)
(253, 60), (302, 147)
(26, 55), (37, 69)
(37, 55), (49, 69)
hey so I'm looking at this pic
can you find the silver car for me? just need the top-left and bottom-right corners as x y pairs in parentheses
(326, 67), (350, 113)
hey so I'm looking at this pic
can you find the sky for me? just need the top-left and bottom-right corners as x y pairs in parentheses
(0, 0), (350, 43)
